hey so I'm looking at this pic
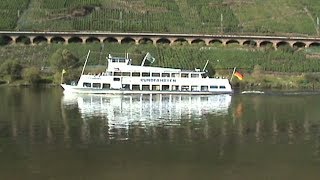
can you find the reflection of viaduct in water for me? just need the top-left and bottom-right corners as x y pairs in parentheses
(1, 31), (320, 49)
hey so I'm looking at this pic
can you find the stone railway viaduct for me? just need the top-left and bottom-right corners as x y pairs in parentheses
(1, 31), (320, 49)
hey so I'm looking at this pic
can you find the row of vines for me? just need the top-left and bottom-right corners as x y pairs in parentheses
(72, 9), (185, 32)
(69, 0), (239, 33)
(8, 0), (240, 33)
(1, 0), (320, 35)
(152, 46), (320, 73)
(40, 0), (100, 9)
(1, 42), (320, 73)
(0, 0), (30, 30)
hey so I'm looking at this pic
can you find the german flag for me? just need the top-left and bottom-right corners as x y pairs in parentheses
(234, 71), (244, 80)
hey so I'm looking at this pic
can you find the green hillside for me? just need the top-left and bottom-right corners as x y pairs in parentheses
(2, 1), (320, 89)
(1, 43), (319, 73)
(1, 0), (320, 35)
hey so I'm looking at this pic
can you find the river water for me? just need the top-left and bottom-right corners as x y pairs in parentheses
(0, 87), (320, 180)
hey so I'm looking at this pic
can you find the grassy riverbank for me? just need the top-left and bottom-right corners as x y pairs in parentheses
(1, 43), (320, 90)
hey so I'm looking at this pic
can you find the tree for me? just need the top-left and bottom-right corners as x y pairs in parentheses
(23, 67), (41, 84)
(49, 48), (80, 71)
(0, 60), (23, 81)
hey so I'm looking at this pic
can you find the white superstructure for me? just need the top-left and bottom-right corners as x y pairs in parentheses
(61, 53), (233, 94)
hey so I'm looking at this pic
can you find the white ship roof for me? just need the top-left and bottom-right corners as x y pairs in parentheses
(107, 56), (203, 73)
(113, 65), (183, 73)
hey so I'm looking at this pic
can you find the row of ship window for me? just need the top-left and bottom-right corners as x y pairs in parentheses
(83, 83), (226, 91)
(103, 71), (204, 78)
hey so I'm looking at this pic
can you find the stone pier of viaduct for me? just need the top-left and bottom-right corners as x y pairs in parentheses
(1, 31), (320, 49)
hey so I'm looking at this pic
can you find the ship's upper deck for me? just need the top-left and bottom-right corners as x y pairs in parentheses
(106, 55), (205, 74)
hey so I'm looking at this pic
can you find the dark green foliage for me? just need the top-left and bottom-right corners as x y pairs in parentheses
(23, 67), (41, 84)
(49, 48), (80, 71)
(0, 60), (23, 81)
(64, 68), (81, 84)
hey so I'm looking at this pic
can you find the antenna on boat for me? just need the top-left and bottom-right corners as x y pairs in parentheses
(81, 50), (91, 75)
(202, 60), (209, 71)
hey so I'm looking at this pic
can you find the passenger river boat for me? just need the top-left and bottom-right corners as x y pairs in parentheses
(61, 52), (233, 94)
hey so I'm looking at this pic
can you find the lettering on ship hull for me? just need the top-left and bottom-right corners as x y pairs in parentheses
(140, 78), (177, 83)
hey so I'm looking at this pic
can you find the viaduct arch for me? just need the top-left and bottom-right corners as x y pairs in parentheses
(1, 31), (320, 49)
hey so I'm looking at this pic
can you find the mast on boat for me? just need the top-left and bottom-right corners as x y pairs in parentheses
(202, 60), (209, 72)
(141, 52), (155, 66)
(81, 50), (91, 75)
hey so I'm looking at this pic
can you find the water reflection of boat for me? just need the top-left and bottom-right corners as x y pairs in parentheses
(62, 93), (232, 129)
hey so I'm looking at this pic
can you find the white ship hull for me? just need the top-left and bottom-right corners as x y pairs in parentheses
(61, 84), (232, 95)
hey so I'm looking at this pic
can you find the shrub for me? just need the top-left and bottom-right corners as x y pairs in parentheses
(49, 48), (80, 71)
(0, 60), (23, 81)
(23, 67), (41, 84)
